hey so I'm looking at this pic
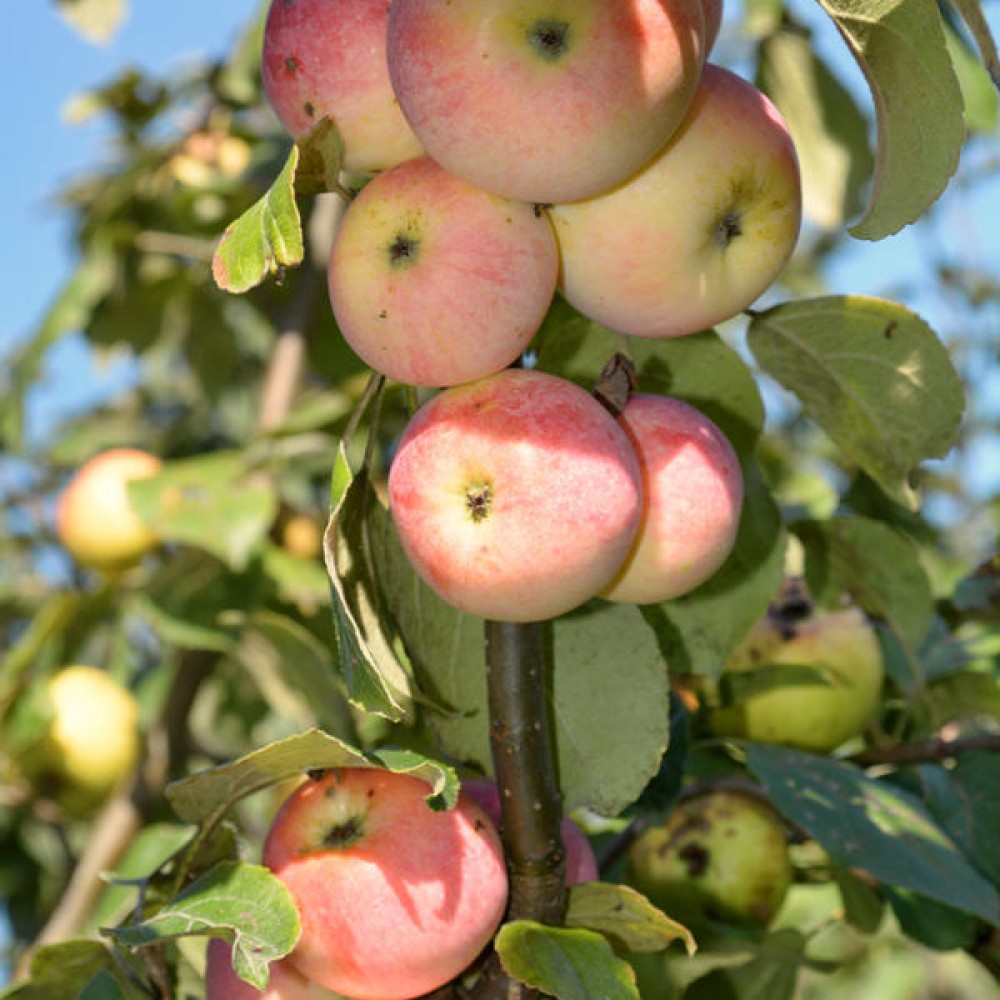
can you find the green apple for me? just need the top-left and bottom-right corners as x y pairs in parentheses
(627, 789), (792, 928)
(709, 606), (884, 754)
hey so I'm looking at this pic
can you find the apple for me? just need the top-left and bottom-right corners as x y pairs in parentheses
(601, 395), (742, 604)
(205, 939), (342, 1000)
(548, 64), (801, 339)
(327, 156), (558, 387)
(462, 777), (599, 884)
(261, 0), (422, 173)
(279, 513), (324, 561)
(41, 666), (140, 806)
(262, 767), (508, 1000)
(386, 0), (706, 204)
(387, 368), (643, 622)
(708, 605), (884, 754)
(56, 448), (161, 573)
(626, 789), (792, 928)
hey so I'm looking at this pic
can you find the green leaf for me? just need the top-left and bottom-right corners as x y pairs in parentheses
(212, 146), (304, 294)
(743, 744), (1000, 925)
(129, 451), (278, 570)
(814, 0), (964, 238)
(166, 728), (458, 825)
(718, 663), (833, 705)
(833, 866), (884, 933)
(56, 0), (127, 44)
(757, 28), (874, 230)
(944, 18), (999, 132)
(496, 922), (639, 1000)
(107, 861), (299, 991)
(77, 971), (125, 1000)
(748, 296), (964, 508)
(566, 883), (696, 955)
(294, 118), (346, 197)
(883, 886), (978, 950)
(683, 930), (806, 1000)
(949, 0), (1000, 93)
(640, 461), (786, 677)
(2, 940), (133, 1000)
(926, 670), (1000, 725)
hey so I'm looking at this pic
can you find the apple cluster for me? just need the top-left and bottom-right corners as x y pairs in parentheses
(261, 0), (802, 623)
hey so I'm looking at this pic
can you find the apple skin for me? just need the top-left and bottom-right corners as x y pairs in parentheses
(387, 369), (643, 622)
(462, 777), (599, 884)
(708, 606), (884, 754)
(328, 156), (558, 387)
(280, 513), (324, 561)
(262, 768), (508, 1000)
(387, 0), (706, 204)
(548, 64), (801, 339)
(261, 0), (422, 173)
(205, 939), (341, 1000)
(626, 790), (792, 928)
(601, 395), (742, 604)
(42, 666), (140, 806)
(56, 448), (161, 573)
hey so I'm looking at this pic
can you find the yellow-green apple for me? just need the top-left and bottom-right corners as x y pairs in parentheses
(206, 939), (341, 1000)
(548, 64), (801, 339)
(41, 666), (140, 806)
(386, 0), (706, 203)
(279, 512), (324, 561)
(708, 606), (884, 754)
(627, 790), (792, 928)
(387, 369), (643, 622)
(328, 156), (558, 387)
(263, 768), (508, 1000)
(56, 448), (161, 573)
(261, 0), (422, 173)
(602, 395), (742, 604)
(462, 777), (599, 884)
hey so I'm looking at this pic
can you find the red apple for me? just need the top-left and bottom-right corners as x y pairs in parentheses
(261, 0), (422, 173)
(387, 368), (643, 622)
(328, 156), (558, 387)
(602, 395), (743, 604)
(387, 0), (706, 203)
(262, 768), (508, 1000)
(56, 448), (161, 573)
(462, 777), (599, 884)
(205, 939), (341, 1000)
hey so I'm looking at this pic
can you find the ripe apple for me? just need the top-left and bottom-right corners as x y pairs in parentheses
(41, 666), (140, 806)
(279, 513), (323, 561)
(261, 0), (422, 173)
(386, 0), (706, 204)
(626, 790), (792, 928)
(262, 768), (508, 1000)
(387, 368), (643, 622)
(548, 64), (801, 339)
(56, 448), (161, 573)
(205, 939), (342, 1000)
(327, 156), (558, 387)
(462, 777), (599, 884)
(601, 395), (743, 604)
(708, 605), (884, 754)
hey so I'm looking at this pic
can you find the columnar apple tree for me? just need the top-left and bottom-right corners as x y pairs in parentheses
(3, 1), (1000, 998)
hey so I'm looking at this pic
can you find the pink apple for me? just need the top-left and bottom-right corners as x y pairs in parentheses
(462, 777), (599, 884)
(261, 0), (422, 173)
(262, 768), (508, 1000)
(56, 448), (161, 573)
(601, 395), (742, 604)
(387, 368), (643, 622)
(205, 939), (341, 1000)
(548, 64), (801, 339)
(386, 0), (706, 203)
(327, 156), (558, 387)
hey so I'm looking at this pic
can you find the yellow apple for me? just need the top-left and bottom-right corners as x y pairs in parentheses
(709, 606), (884, 754)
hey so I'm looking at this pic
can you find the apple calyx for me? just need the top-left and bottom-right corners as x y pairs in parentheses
(466, 482), (494, 523)
(528, 20), (572, 62)
(388, 233), (419, 267)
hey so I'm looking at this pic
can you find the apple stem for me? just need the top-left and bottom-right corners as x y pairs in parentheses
(484, 620), (567, 924)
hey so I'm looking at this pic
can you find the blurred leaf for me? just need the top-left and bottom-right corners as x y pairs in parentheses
(1, 940), (137, 1000)
(926, 671), (1000, 726)
(77, 971), (125, 1000)
(833, 867), (885, 933)
(215, 5), (266, 106)
(566, 883), (696, 955)
(744, 744), (1000, 925)
(212, 146), (303, 294)
(260, 542), (330, 612)
(883, 885), (978, 950)
(496, 922), (639, 1000)
(949, 0), (1000, 92)
(944, 18), (999, 131)
(294, 118), (345, 197)
(757, 28), (874, 229)
(815, 0), (963, 238)
(107, 861), (298, 991)
(748, 296), (964, 508)
(718, 663), (833, 705)
(640, 461), (786, 677)
(166, 728), (458, 825)
(683, 929), (807, 1000)
(56, 0), (127, 44)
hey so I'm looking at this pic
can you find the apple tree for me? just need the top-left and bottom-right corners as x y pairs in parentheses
(2, 1), (1000, 998)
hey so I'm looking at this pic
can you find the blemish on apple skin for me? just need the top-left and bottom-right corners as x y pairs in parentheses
(303, 101), (315, 119)
(677, 841), (710, 878)
(285, 56), (299, 74)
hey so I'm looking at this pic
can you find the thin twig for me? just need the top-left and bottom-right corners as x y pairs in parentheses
(848, 733), (1000, 768)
